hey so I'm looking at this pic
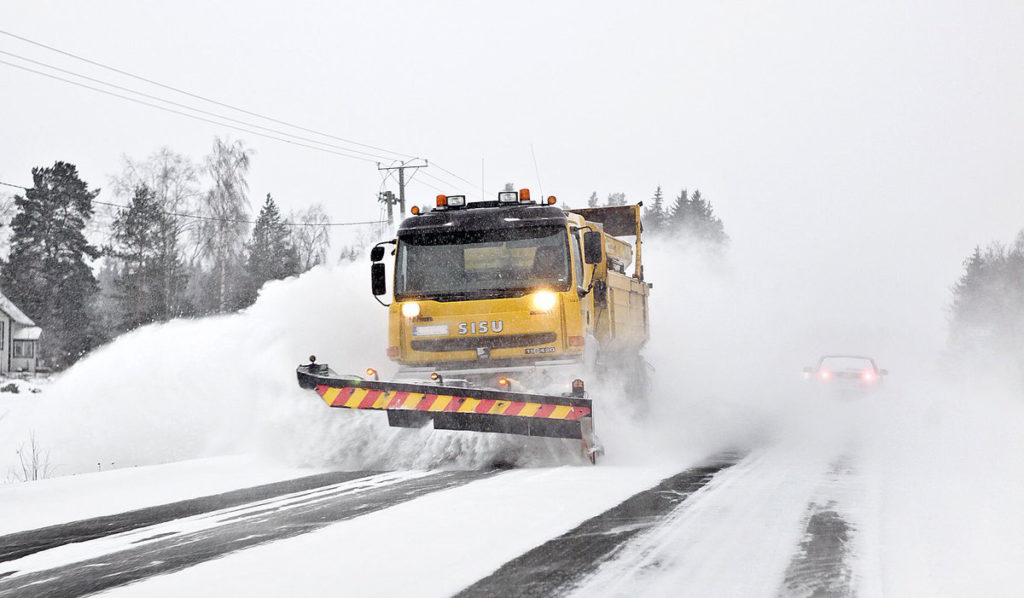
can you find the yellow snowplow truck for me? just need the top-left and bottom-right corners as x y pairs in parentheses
(297, 187), (651, 463)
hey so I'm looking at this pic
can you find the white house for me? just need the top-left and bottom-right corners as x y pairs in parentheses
(0, 290), (42, 375)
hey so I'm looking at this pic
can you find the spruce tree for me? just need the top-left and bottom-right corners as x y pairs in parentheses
(107, 185), (169, 330)
(587, 192), (599, 208)
(0, 162), (102, 367)
(666, 188), (728, 246)
(688, 189), (728, 245)
(643, 186), (667, 233)
(239, 194), (298, 306)
(668, 188), (691, 228)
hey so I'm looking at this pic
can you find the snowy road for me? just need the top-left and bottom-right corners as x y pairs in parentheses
(0, 448), (870, 597)
(0, 470), (492, 597)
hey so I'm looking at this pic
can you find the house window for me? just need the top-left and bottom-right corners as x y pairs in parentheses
(13, 340), (33, 358)
(0, 321), (4, 350)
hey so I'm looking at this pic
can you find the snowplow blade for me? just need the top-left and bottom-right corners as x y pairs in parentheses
(296, 363), (593, 442)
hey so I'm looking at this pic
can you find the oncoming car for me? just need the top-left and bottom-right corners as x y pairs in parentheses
(803, 355), (887, 389)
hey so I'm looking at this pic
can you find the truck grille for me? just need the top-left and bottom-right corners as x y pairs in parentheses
(411, 332), (557, 352)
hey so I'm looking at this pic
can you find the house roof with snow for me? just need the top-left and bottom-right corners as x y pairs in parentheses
(0, 290), (36, 326)
(12, 326), (41, 341)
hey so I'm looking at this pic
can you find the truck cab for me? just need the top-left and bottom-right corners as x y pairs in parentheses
(371, 189), (649, 390)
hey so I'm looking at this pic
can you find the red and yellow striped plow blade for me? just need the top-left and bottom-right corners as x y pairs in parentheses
(315, 385), (591, 421)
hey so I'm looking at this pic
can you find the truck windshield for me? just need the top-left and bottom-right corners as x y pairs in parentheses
(395, 226), (571, 300)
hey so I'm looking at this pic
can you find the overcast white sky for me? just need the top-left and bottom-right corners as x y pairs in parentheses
(1, 1), (1022, 358)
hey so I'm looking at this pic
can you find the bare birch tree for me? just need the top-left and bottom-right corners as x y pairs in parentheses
(197, 138), (253, 312)
(111, 147), (200, 318)
(289, 204), (331, 271)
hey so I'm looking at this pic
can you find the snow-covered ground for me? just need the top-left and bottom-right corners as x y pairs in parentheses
(2, 240), (1024, 596)
(0, 455), (325, 535)
(100, 464), (684, 598)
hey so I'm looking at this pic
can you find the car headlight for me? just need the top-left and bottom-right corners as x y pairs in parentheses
(532, 290), (557, 312)
(401, 302), (420, 318)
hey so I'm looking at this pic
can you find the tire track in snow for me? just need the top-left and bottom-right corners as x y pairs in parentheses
(0, 469), (495, 598)
(0, 470), (378, 563)
(778, 455), (862, 598)
(566, 446), (841, 597)
(456, 452), (744, 597)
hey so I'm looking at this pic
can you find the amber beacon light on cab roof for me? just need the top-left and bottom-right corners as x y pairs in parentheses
(297, 185), (651, 463)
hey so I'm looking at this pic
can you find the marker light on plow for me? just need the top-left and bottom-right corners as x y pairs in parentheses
(365, 368), (379, 381)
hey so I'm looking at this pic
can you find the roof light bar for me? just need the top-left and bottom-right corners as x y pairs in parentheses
(498, 190), (519, 203)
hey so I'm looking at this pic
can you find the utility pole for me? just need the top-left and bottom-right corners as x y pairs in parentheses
(377, 159), (428, 220)
(378, 190), (397, 225)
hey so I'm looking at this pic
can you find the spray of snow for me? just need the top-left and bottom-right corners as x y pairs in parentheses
(0, 261), (594, 476)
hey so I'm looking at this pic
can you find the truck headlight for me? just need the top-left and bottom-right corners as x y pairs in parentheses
(401, 302), (420, 318)
(532, 291), (557, 312)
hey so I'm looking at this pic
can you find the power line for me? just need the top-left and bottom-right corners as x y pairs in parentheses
(0, 181), (383, 227)
(431, 161), (489, 194)
(0, 49), (399, 162)
(0, 28), (415, 161)
(91, 200), (383, 228)
(0, 29), (490, 213)
(0, 58), (381, 164)
(0, 53), (487, 200)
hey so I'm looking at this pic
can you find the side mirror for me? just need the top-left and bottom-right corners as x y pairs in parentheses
(583, 231), (603, 264)
(370, 245), (386, 262)
(803, 366), (813, 374)
(371, 263), (387, 296)
(880, 369), (889, 376)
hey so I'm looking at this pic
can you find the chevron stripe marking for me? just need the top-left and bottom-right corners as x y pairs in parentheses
(387, 391), (409, 409)
(550, 405), (572, 419)
(344, 389), (368, 408)
(318, 386), (590, 420)
(503, 402), (526, 416)
(457, 398), (480, 413)
(359, 389), (383, 409)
